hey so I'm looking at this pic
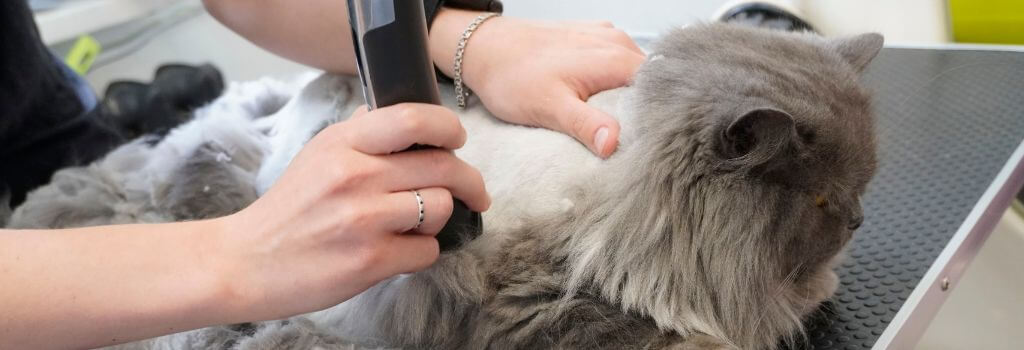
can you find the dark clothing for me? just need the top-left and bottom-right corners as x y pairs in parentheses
(0, 0), (123, 207)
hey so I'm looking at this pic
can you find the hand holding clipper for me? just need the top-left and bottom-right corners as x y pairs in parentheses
(347, 0), (483, 251)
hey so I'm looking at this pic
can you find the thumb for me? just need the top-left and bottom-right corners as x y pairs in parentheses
(555, 97), (620, 158)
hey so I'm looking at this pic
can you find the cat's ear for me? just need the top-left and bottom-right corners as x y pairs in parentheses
(831, 33), (884, 74)
(719, 108), (797, 168)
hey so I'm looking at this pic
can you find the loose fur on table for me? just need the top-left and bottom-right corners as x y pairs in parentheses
(6, 24), (883, 349)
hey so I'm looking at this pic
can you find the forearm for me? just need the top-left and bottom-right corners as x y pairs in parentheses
(203, 0), (358, 74)
(203, 0), (488, 78)
(0, 220), (237, 349)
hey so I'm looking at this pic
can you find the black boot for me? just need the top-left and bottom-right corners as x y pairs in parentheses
(100, 63), (225, 139)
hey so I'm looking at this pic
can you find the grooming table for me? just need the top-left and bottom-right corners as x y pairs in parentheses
(631, 36), (1024, 349)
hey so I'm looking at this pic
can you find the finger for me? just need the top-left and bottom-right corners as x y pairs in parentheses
(338, 103), (466, 155)
(381, 149), (490, 212)
(383, 234), (440, 274)
(380, 187), (454, 235)
(554, 97), (621, 158)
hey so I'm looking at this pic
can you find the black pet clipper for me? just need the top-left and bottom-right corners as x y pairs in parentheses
(347, 0), (482, 251)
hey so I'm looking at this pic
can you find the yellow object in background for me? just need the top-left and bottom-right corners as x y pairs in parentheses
(64, 35), (101, 75)
(949, 0), (1024, 45)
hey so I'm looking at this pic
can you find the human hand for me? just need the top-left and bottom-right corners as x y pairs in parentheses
(432, 10), (646, 158)
(213, 104), (490, 321)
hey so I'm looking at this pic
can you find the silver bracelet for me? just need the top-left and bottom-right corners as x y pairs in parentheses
(453, 12), (500, 108)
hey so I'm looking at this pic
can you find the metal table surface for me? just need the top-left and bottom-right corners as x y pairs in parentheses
(800, 46), (1024, 349)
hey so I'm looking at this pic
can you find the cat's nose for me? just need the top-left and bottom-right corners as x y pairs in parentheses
(848, 215), (864, 230)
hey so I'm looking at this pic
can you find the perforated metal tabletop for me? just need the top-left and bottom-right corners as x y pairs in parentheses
(798, 47), (1024, 349)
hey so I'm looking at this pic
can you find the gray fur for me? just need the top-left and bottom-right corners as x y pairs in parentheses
(320, 24), (880, 350)
(0, 186), (10, 227)
(6, 76), (307, 228)
(105, 319), (396, 350)
(552, 24), (880, 347)
(8, 24), (881, 349)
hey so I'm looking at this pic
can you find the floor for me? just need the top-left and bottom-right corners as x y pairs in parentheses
(44, 1), (1024, 348)
(916, 209), (1024, 350)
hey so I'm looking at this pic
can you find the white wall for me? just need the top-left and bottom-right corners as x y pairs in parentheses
(504, 0), (730, 35)
(796, 0), (951, 43)
(504, 0), (951, 43)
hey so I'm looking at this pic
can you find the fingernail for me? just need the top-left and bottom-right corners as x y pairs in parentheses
(593, 127), (609, 155)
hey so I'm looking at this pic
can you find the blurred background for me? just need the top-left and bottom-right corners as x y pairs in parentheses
(30, 0), (1024, 349)
(35, 0), (1024, 90)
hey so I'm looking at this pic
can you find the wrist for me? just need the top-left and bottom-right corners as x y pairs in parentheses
(192, 216), (252, 324)
(429, 8), (501, 92)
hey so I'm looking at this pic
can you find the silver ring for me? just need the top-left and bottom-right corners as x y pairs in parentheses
(412, 190), (425, 230)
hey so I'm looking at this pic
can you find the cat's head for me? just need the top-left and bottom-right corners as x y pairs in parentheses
(567, 24), (882, 348)
(631, 22), (881, 272)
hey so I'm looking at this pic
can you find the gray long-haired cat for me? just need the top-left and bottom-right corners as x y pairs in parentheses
(6, 23), (882, 349)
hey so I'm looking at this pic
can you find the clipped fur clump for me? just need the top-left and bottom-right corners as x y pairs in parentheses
(9, 24), (882, 349)
(5, 75), (312, 229)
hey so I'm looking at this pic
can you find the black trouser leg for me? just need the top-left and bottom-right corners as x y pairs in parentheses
(0, 0), (123, 207)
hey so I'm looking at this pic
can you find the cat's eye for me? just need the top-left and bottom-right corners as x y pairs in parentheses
(814, 195), (828, 208)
